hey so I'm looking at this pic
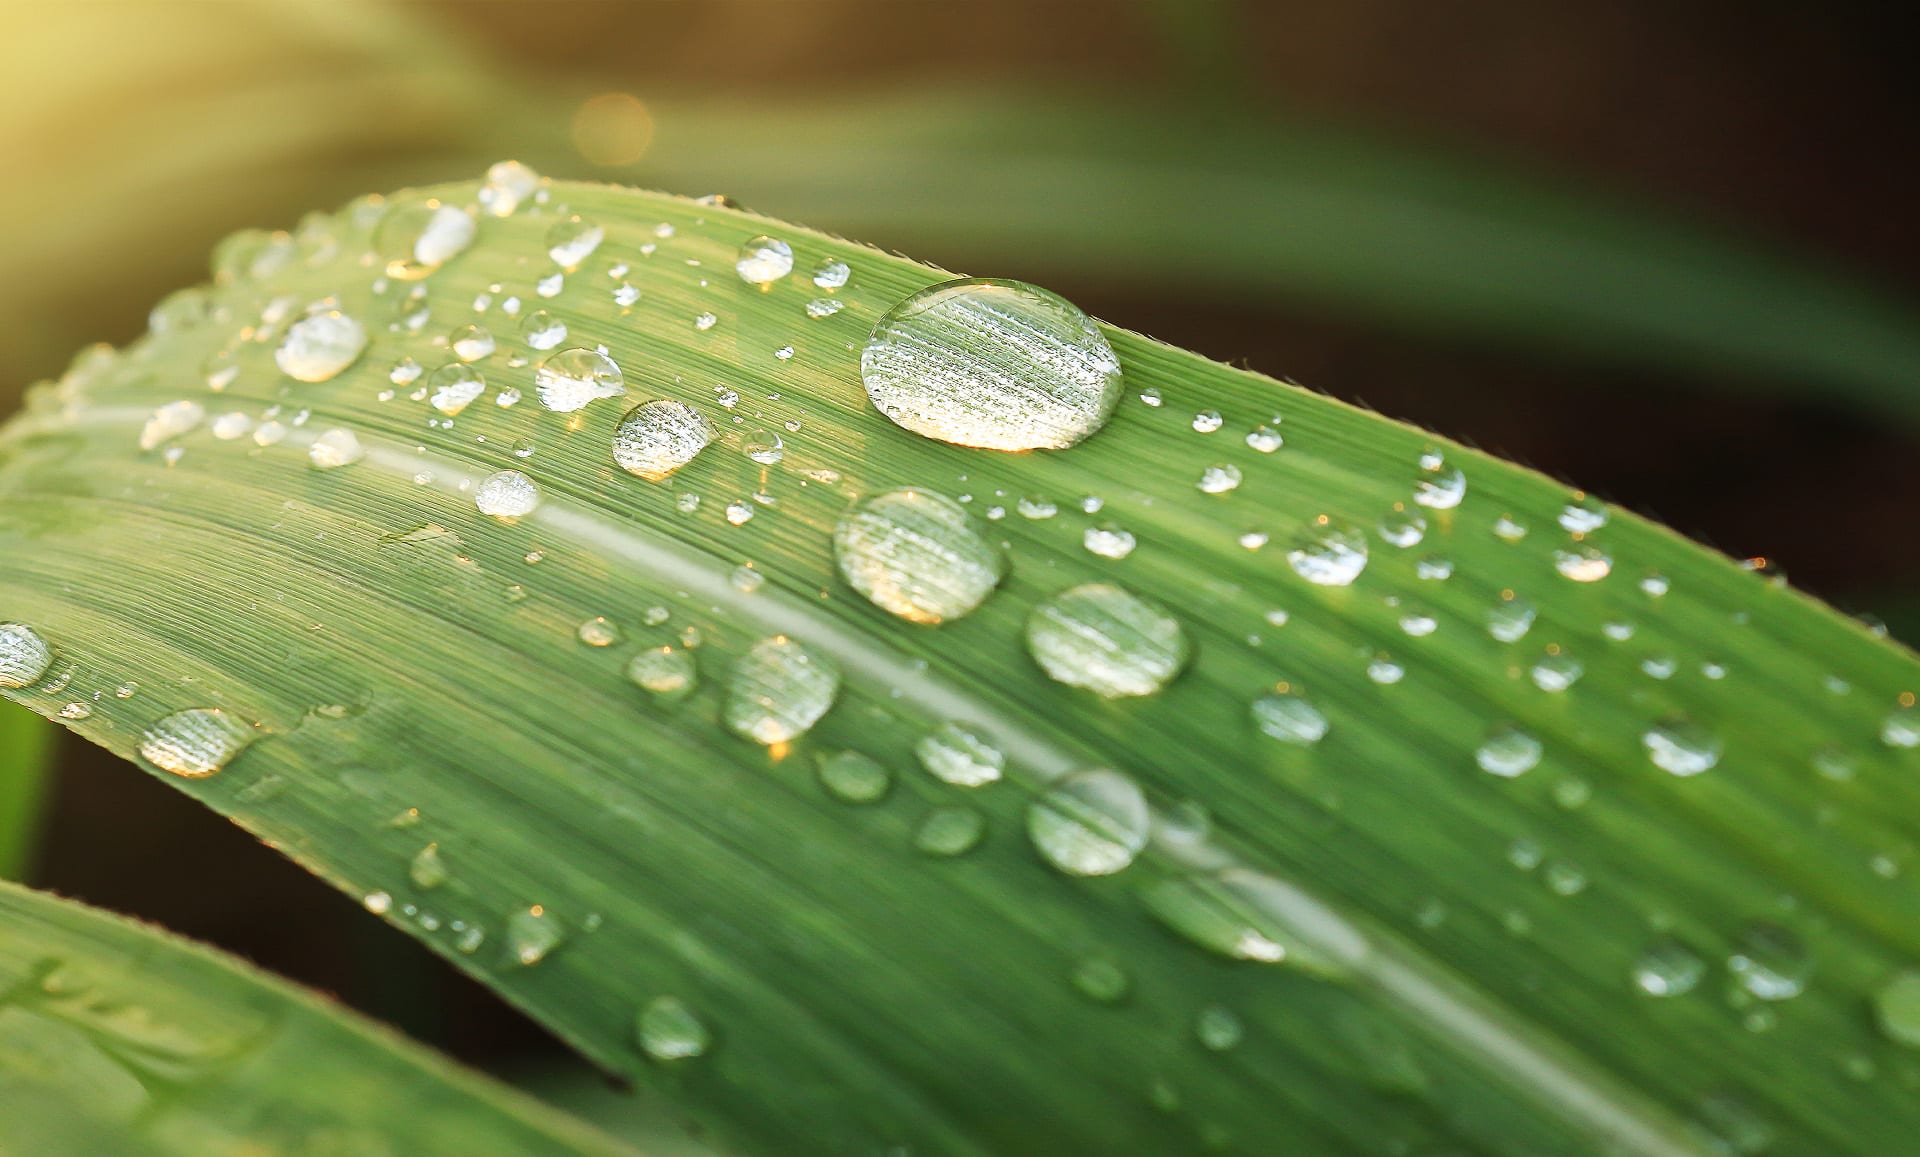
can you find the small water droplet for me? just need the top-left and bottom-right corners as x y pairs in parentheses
(1881, 702), (1920, 748)
(612, 400), (713, 481)
(1245, 423), (1283, 453)
(505, 906), (563, 966)
(1142, 869), (1360, 974)
(1377, 507), (1426, 548)
(1727, 923), (1810, 1000)
(478, 160), (541, 217)
(308, 428), (365, 469)
(57, 701), (89, 720)
(1366, 654), (1405, 684)
(450, 322), (495, 362)
(915, 721), (1004, 787)
(724, 636), (840, 744)
(816, 749), (891, 803)
(637, 995), (711, 1060)
(210, 411), (253, 440)
(805, 297), (844, 319)
(860, 278), (1122, 451)
(1475, 724), (1542, 777)
(810, 258), (851, 290)
(140, 400), (204, 450)
(1287, 519), (1368, 586)
(1026, 583), (1188, 698)
(475, 470), (540, 519)
(1071, 957), (1129, 1003)
(1413, 459), (1467, 509)
(546, 215), (604, 270)
(577, 616), (621, 647)
(364, 891), (392, 914)
(1191, 410), (1223, 433)
(743, 429), (785, 464)
(833, 489), (1005, 624)
(409, 843), (448, 889)
(376, 199), (475, 278)
(1560, 496), (1609, 534)
(1530, 649), (1583, 692)
(915, 806), (987, 856)
(1554, 546), (1613, 582)
(724, 499), (754, 526)
(1197, 464), (1242, 494)
(1251, 687), (1329, 746)
(1633, 936), (1705, 997)
(735, 235), (794, 285)
(1194, 1004), (1244, 1051)
(627, 645), (697, 699)
(1487, 596), (1536, 643)
(1643, 718), (1722, 776)
(1083, 523), (1137, 560)
(138, 708), (254, 777)
(535, 348), (625, 412)
(1874, 971), (1920, 1048)
(275, 309), (367, 382)
(1028, 769), (1150, 876)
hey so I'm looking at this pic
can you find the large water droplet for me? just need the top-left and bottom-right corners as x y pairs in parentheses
(915, 806), (987, 856)
(915, 721), (1004, 787)
(428, 363), (486, 416)
(612, 400), (713, 481)
(724, 635), (840, 744)
(478, 160), (540, 217)
(308, 428), (365, 469)
(637, 996), (711, 1060)
(1287, 519), (1368, 586)
(1028, 769), (1150, 876)
(1643, 718), (1722, 776)
(1874, 970), (1920, 1048)
(1633, 936), (1705, 997)
(1026, 583), (1189, 698)
(834, 489), (1004, 624)
(1251, 687), (1329, 746)
(376, 200), (475, 279)
(1727, 923), (1810, 1001)
(860, 278), (1122, 451)
(138, 708), (254, 777)
(627, 645), (697, 699)
(475, 470), (540, 519)
(0, 623), (52, 688)
(140, 400), (204, 450)
(1476, 725), (1542, 777)
(735, 235), (794, 285)
(816, 749), (891, 803)
(536, 348), (626, 412)
(275, 309), (367, 382)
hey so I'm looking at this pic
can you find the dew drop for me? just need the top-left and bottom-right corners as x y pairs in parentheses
(535, 348), (625, 412)
(1554, 546), (1613, 582)
(1072, 957), (1130, 1003)
(139, 400), (204, 451)
(1245, 423), (1283, 453)
(138, 708), (254, 777)
(409, 844), (448, 890)
(810, 258), (851, 290)
(478, 160), (541, 217)
(1873, 970), (1920, 1048)
(1195, 1005), (1244, 1051)
(1727, 923), (1811, 1000)
(637, 996), (711, 1060)
(1633, 936), (1705, 997)
(1083, 523), (1137, 560)
(805, 298), (844, 319)
(816, 749), (890, 803)
(627, 645), (697, 699)
(724, 636), (840, 745)
(735, 235), (794, 285)
(915, 721), (1004, 787)
(1414, 462), (1467, 510)
(210, 412), (252, 440)
(612, 400), (713, 480)
(577, 616), (621, 647)
(1880, 703), (1920, 748)
(545, 215), (604, 270)
(1560, 497), (1609, 534)
(1197, 464), (1242, 494)
(1475, 724), (1542, 777)
(0, 624), (52, 688)
(1643, 718), (1722, 776)
(915, 806), (987, 856)
(1191, 410), (1223, 434)
(1251, 687), (1329, 746)
(1026, 583), (1189, 698)
(1416, 555), (1454, 581)
(1530, 649), (1583, 692)
(1487, 596), (1536, 643)
(834, 489), (1005, 624)
(1142, 868), (1362, 975)
(1377, 507), (1426, 548)
(450, 323), (496, 362)
(308, 428), (365, 469)
(1028, 769), (1150, 876)
(505, 906), (563, 966)
(376, 200), (476, 279)
(1287, 519), (1368, 586)
(275, 309), (367, 382)
(860, 278), (1122, 451)
(427, 364), (486, 416)
(475, 470), (540, 519)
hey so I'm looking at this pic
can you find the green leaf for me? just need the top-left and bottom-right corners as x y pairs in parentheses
(3, 173), (1918, 1154)
(0, 878), (635, 1156)
(0, 704), (57, 879)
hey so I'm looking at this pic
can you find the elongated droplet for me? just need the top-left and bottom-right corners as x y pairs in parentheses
(834, 489), (1004, 624)
(612, 400), (713, 480)
(1143, 868), (1364, 976)
(861, 278), (1122, 451)
(1028, 769), (1150, 876)
(724, 636), (840, 744)
(376, 200), (475, 279)
(638, 996), (711, 1060)
(535, 348), (626, 412)
(276, 310), (366, 382)
(0, 623), (52, 688)
(478, 160), (541, 217)
(308, 428), (365, 469)
(139, 708), (254, 777)
(140, 400), (204, 450)
(1026, 583), (1189, 698)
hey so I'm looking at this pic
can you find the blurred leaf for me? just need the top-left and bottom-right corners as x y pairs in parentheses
(0, 878), (636, 1156)
(3, 175), (1919, 1154)
(0, 705), (55, 879)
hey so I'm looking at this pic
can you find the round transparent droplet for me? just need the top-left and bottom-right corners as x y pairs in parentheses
(478, 160), (541, 217)
(1633, 936), (1705, 997)
(1072, 957), (1129, 1003)
(275, 310), (367, 382)
(1530, 650), (1584, 692)
(1197, 464), (1242, 494)
(1643, 718), (1722, 776)
(0, 623), (52, 688)
(1142, 869), (1361, 975)
(627, 646), (697, 699)
(1476, 725), (1542, 777)
(915, 806), (987, 857)
(915, 721), (1004, 787)
(1727, 923), (1811, 1001)
(1082, 523), (1136, 560)
(1874, 970), (1920, 1048)
(376, 200), (475, 279)
(475, 470), (540, 519)
(138, 708), (254, 778)
(409, 844), (449, 890)
(816, 749), (890, 803)
(545, 215), (604, 270)
(536, 348), (626, 412)
(810, 258), (851, 290)
(1026, 583), (1188, 698)
(1560, 497), (1609, 534)
(1554, 546), (1613, 582)
(308, 428), (365, 469)
(743, 429), (785, 464)
(860, 277), (1123, 451)
(1251, 688), (1329, 746)
(1027, 769), (1150, 877)
(834, 489), (1005, 624)
(1414, 464), (1467, 510)
(637, 996), (711, 1060)
(1487, 597), (1536, 643)
(612, 400), (712, 481)
(1881, 703), (1920, 748)
(1377, 508), (1426, 548)
(505, 906), (563, 966)
(1287, 520), (1368, 586)
(735, 235), (794, 285)
(724, 636), (840, 745)
(1195, 1005), (1244, 1051)
(521, 310), (568, 351)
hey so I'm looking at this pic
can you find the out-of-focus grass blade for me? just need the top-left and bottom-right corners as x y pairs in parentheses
(2, 174), (1919, 1154)
(0, 878), (637, 1156)
(0, 705), (56, 880)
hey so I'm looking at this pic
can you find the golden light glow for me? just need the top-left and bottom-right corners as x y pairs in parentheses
(572, 93), (654, 167)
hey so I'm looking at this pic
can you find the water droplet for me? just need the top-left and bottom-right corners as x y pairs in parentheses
(915, 721), (1004, 787)
(724, 636), (840, 745)
(1397, 609), (1437, 637)
(253, 420), (288, 447)
(1633, 936), (1705, 997)
(834, 489), (1005, 624)
(1028, 769), (1150, 876)
(308, 428), (365, 469)
(1142, 868), (1361, 975)
(364, 890), (392, 914)
(478, 160), (541, 217)
(1554, 546), (1613, 582)
(546, 215), (604, 270)
(138, 708), (254, 777)
(816, 749), (890, 803)
(1727, 923), (1811, 1000)
(743, 429), (785, 464)
(693, 311), (718, 331)
(1811, 745), (1856, 781)
(449, 323), (495, 363)
(1643, 718), (1722, 776)
(1197, 464), (1242, 494)
(1414, 461), (1467, 510)
(860, 278), (1122, 451)
(1071, 957), (1129, 1003)
(1881, 703), (1920, 748)
(1530, 649), (1583, 692)
(1476, 725), (1542, 777)
(376, 200), (476, 278)
(736, 235), (794, 285)
(805, 297), (844, 319)
(1560, 496), (1609, 534)
(627, 645), (697, 700)
(148, 286), (209, 334)
(1366, 654), (1405, 684)
(1642, 655), (1677, 680)
(637, 995), (711, 1060)
(535, 348), (626, 412)
(1026, 583), (1188, 698)
(1194, 1004), (1244, 1051)
(1487, 596), (1536, 643)
(275, 309), (367, 382)
(1416, 555), (1454, 581)
(505, 906), (563, 966)
(1874, 971), (1920, 1047)
(139, 400), (204, 450)
(475, 470), (540, 519)
(730, 565), (765, 594)
(1083, 523), (1137, 560)
(609, 399), (712, 482)
(1251, 687), (1329, 746)
(915, 806), (987, 856)
(1287, 519), (1368, 586)
(210, 412), (253, 440)
(1492, 514), (1528, 543)
(409, 844), (448, 889)
(57, 701), (90, 720)
(1245, 423), (1283, 453)
(576, 616), (621, 647)
(811, 258), (850, 290)
(426, 363), (486, 416)
(1377, 507), (1426, 548)
(1191, 410), (1223, 433)
(1640, 572), (1671, 597)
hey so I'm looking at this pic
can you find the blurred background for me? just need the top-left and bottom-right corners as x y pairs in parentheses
(5, 0), (1920, 1127)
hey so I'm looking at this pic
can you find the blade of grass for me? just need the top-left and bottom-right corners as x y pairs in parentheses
(1, 174), (1917, 1154)
(0, 705), (56, 880)
(0, 878), (637, 1156)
